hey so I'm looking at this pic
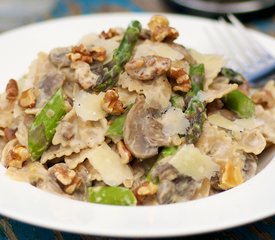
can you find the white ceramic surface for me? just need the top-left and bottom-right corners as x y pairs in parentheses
(0, 13), (274, 238)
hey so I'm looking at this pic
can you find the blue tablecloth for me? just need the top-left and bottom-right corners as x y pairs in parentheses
(0, 1), (274, 239)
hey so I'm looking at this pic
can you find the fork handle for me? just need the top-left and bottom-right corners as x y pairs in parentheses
(248, 61), (275, 84)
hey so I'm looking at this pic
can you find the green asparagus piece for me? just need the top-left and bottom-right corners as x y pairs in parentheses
(106, 113), (127, 139)
(95, 20), (142, 92)
(184, 64), (206, 144)
(28, 88), (67, 161)
(223, 89), (255, 118)
(220, 67), (246, 85)
(170, 94), (185, 109)
(106, 105), (132, 140)
(189, 63), (205, 95)
(160, 146), (178, 158)
(87, 186), (137, 206)
(147, 146), (178, 183)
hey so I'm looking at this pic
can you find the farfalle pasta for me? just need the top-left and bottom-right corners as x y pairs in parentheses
(0, 15), (274, 206)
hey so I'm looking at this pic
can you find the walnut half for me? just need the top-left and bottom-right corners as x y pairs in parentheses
(19, 88), (36, 108)
(6, 145), (30, 169)
(6, 79), (18, 101)
(101, 89), (124, 115)
(49, 163), (82, 195)
(148, 15), (179, 42)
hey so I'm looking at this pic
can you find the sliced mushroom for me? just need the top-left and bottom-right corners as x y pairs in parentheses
(169, 43), (195, 64)
(36, 71), (65, 107)
(49, 47), (72, 68)
(157, 175), (201, 204)
(123, 96), (169, 159)
(242, 153), (257, 181)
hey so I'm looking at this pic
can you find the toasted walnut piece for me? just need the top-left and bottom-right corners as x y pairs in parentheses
(19, 88), (36, 108)
(68, 44), (93, 63)
(148, 15), (179, 42)
(252, 91), (275, 109)
(173, 80), (192, 93)
(49, 163), (82, 195)
(117, 140), (132, 164)
(125, 56), (171, 81)
(3, 128), (16, 141)
(6, 79), (18, 101)
(136, 181), (158, 196)
(63, 175), (82, 194)
(52, 164), (76, 185)
(101, 89), (124, 115)
(99, 28), (120, 39)
(6, 145), (30, 168)
(168, 61), (191, 92)
(68, 44), (106, 64)
(90, 47), (106, 62)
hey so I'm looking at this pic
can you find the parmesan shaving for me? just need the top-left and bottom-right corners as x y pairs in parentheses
(208, 113), (243, 132)
(74, 90), (106, 121)
(208, 113), (264, 132)
(189, 49), (225, 90)
(158, 107), (189, 137)
(169, 144), (219, 181)
(87, 143), (133, 186)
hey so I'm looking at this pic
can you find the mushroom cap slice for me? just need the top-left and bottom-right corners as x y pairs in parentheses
(123, 96), (168, 159)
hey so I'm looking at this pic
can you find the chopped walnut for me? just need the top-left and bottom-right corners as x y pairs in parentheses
(67, 44), (106, 64)
(90, 46), (107, 62)
(168, 61), (191, 92)
(101, 89), (124, 115)
(3, 128), (16, 141)
(71, 61), (99, 90)
(136, 181), (158, 196)
(6, 145), (30, 168)
(19, 88), (36, 108)
(117, 140), (132, 164)
(63, 175), (82, 194)
(6, 79), (18, 101)
(148, 15), (179, 42)
(49, 163), (82, 194)
(100, 28), (120, 39)
(125, 55), (171, 81)
(252, 81), (275, 109)
(68, 44), (93, 63)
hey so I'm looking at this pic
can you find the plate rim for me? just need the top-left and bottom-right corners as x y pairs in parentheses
(0, 12), (274, 238)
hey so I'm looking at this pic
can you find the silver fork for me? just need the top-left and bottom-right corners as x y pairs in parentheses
(209, 14), (275, 84)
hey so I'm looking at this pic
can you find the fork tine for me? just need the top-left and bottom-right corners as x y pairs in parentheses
(216, 17), (247, 71)
(227, 14), (275, 83)
(227, 14), (273, 61)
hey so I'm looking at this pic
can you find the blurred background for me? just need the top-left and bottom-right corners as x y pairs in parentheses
(0, 0), (275, 36)
(0, 1), (275, 240)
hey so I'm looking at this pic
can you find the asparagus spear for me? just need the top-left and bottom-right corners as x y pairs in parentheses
(170, 94), (185, 109)
(146, 146), (178, 183)
(220, 67), (246, 85)
(28, 88), (67, 160)
(184, 64), (206, 144)
(95, 20), (142, 92)
(106, 105), (132, 140)
(88, 186), (137, 206)
(223, 89), (255, 118)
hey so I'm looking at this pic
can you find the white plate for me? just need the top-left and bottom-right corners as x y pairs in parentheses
(0, 13), (274, 238)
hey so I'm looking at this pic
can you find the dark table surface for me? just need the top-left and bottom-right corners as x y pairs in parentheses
(0, 0), (274, 239)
